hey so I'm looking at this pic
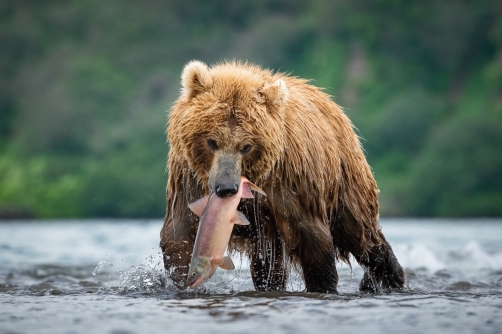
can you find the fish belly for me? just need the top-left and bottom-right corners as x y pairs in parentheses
(192, 196), (238, 261)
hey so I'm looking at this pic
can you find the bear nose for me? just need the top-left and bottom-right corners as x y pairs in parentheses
(215, 183), (239, 197)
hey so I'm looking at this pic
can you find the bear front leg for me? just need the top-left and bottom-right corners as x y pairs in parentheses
(297, 220), (338, 293)
(298, 244), (338, 293)
(249, 232), (288, 291)
(237, 203), (288, 291)
(160, 219), (195, 290)
(160, 171), (202, 290)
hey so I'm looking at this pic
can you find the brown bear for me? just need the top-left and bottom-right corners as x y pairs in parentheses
(160, 60), (405, 293)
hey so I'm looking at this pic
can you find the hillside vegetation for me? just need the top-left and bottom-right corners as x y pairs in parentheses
(1, 0), (501, 218)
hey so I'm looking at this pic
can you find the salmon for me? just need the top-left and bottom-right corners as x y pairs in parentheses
(186, 176), (266, 289)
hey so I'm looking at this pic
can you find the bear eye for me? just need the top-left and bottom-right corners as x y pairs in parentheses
(207, 139), (218, 150)
(241, 144), (252, 154)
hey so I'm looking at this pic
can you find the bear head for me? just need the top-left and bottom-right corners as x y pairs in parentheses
(169, 60), (289, 197)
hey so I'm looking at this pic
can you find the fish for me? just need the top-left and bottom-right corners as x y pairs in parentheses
(186, 176), (266, 289)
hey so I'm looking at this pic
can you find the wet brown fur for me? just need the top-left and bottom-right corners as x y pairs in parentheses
(160, 60), (405, 293)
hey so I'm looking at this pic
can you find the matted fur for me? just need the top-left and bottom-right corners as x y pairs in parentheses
(160, 60), (404, 293)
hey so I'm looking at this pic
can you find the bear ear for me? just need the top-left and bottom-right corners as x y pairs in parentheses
(256, 79), (289, 109)
(181, 60), (213, 101)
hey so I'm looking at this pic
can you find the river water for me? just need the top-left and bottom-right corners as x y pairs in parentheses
(0, 219), (501, 334)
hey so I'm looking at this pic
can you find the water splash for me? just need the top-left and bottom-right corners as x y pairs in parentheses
(92, 255), (114, 277)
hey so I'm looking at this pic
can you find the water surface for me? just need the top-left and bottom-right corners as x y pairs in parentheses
(1, 219), (501, 334)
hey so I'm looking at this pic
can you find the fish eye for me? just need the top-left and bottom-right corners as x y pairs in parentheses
(192, 272), (196, 276)
(207, 139), (218, 150)
(241, 144), (252, 154)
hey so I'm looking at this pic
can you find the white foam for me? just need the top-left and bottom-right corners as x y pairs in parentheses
(393, 243), (446, 272)
(391, 239), (502, 275)
(449, 240), (502, 270)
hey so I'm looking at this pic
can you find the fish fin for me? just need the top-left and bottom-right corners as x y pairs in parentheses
(241, 183), (254, 199)
(246, 181), (267, 197)
(233, 211), (251, 226)
(219, 256), (235, 270)
(188, 196), (209, 217)
(211, 257), (234, 270)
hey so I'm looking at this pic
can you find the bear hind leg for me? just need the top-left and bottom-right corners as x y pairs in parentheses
(356, 241), (406, 293)
(332, 208), (405, 293)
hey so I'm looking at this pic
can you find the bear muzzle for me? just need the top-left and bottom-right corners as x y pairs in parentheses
(208, 151), (242, 198)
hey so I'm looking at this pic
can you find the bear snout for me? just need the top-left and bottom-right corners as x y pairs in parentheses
(215, 183), (239, 197)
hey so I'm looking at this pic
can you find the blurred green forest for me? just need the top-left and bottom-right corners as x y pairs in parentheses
(1, 0), (501, 218)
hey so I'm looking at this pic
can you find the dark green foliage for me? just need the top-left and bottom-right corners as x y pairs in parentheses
(0, 0), (501, 217)
(406, 115), (502, 217)
(365, 90), (444, 157)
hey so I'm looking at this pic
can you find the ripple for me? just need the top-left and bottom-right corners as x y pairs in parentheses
(1, 220), (502, 334)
